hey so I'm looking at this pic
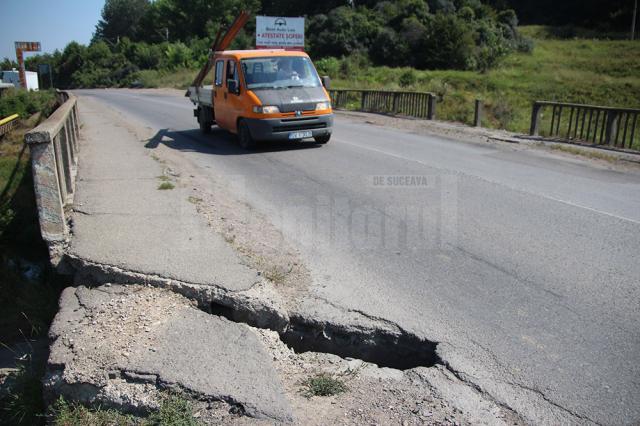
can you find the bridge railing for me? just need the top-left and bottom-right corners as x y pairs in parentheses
(330, 89), (437, 120)
(25, 91), (80, 259)
(530, 101), (640, 151)
(0, 114), (20, 139)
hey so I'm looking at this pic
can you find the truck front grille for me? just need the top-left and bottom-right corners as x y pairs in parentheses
(273, 122), (327, 132)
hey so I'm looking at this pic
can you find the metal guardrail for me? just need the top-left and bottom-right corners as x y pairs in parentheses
(330, 89), (436, 120)
(0, 114), (19, 138)
(25, 91), (80, 258)
(530, 101), (640, 150)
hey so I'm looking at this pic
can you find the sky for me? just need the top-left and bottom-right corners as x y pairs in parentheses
(0, 0), (104, 60)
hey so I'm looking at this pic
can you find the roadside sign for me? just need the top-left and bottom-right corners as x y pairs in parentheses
(14, 41), (41, 89)
(15, 41), (41, 51)
(256, 16), (304, 51)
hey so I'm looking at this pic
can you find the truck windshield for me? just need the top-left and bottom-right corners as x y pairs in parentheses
(241, 56), (322, 90)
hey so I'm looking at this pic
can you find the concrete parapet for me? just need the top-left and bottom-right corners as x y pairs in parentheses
(25, 92), (80, 262)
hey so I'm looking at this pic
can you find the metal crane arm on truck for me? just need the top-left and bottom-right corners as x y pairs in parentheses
(187, 11), (250, 94)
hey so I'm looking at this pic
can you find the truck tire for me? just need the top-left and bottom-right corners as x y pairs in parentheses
(198, 107), (212, 134)
(314, 134), (331, 144)
(238, 120), (257, 150)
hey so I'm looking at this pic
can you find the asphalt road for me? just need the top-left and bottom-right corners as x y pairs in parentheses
(76, 89), (640, 425)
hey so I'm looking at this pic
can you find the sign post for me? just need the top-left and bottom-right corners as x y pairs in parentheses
(256, 16), (305, 51)
(14, 41), (41, 89)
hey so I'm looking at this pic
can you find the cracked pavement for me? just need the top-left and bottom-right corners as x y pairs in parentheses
(62, 89), (640, 425)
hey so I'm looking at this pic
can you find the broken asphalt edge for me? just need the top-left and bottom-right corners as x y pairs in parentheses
(48, 251), (597, 425)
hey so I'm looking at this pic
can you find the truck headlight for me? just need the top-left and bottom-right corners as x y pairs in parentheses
(315, 101), (330, 110)
(253, 105), (280, 114)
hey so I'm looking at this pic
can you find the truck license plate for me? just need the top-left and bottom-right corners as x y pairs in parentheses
(288, 131), (312, 140)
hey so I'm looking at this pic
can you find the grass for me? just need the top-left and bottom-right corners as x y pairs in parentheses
(0, 110), (60, 346)
(49, 392), (200, 425)
(1, 362), (47, 425)
(157, 182), (175, 190)
(263, 265), (288, 285)
(328, 29), (640, 137)
(51, 398), (139, 425)
(301, 373), (347, 398)
(137, 68), (197, 90)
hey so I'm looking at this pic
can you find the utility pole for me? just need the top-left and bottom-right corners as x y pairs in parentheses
(633, 0), (638, 40)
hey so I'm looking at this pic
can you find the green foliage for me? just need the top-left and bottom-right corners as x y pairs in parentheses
(0, 89), (56, 119)
(314, 57), (341, 78)
(301, 374), (347, 398)
(146, 393), (200, 426)
(18, 0), (536, 89)
(419, 13), (476, 70)
(0, 363), (46, 425)
(0, 57), (18, 70)
(49, 393), (199, 425)
(399, 69), (417, 87)
(328, 29), (640, 134)
(50, 397), (140, 425)
(94, 0), (150, 43)
(164, 43), (192, 69)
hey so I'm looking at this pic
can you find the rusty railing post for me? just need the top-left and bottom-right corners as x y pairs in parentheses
(427, 94), (436, 120)
(605, 110), (619, 145)
(530, 102), (542, 136)
(474, 99), (482, 127)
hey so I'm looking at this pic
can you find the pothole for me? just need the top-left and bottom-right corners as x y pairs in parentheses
(211, 301), (441, 371)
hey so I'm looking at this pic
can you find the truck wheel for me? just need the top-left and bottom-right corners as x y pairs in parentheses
(198, 107), (211, 134)
(238, 120), (256, 150)
(314, 134), (331, 144)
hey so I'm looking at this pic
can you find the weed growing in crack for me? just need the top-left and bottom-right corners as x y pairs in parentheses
(50, 396), (139, 425)
(147, 392), (200, 426)
(157, 175), (171, 182)
(301, 373), (347, 398)
(187, 196), (202, 204)
(48, 392), (201, 425)
(158, 182), (175, 190)
(0, 362), (46, 425)
(263, 265), (289, 285)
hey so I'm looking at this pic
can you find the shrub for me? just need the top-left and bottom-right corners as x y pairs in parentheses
(314, 57), (341, 78)
(0, 89), (56, 118)
(164, 42), (192, 69)
(418, 13), (476, 70)
(399, 69), (417, 87)
(491, 98), (515, 128)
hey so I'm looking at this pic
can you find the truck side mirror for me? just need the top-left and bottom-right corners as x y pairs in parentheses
(321, 75), (331, 89)
(227, 79), (240, 95)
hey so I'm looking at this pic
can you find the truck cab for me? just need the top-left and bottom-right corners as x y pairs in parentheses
(189, 50), (333, 149)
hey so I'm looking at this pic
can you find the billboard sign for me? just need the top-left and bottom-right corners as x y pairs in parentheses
(256, 16), (304, 51)
(15, 41), (41, 51)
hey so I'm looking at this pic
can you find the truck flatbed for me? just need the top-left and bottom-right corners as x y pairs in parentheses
(188, 85), (213, 107)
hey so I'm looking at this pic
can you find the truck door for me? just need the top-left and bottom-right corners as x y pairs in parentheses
(213, 59), (229, 129)
(223, 59), (244, 133)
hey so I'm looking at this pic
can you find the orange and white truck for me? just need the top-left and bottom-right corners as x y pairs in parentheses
(187, 12), (333, 149)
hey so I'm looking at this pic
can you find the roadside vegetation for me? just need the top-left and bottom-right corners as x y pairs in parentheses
(322, 27), (640, 133)
(301, 373), (348, 398)
(49, 393), (200, 426)
(0, 89), (62, 426)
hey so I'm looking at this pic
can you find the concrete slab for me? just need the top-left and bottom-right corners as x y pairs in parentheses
(69, 96), (258, 290)
(45, 285), (293, 421)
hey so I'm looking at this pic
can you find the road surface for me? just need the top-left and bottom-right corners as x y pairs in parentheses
(74, 89), (640, 425)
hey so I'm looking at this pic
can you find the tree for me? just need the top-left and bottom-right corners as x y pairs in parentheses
(94, 0), (150, 43)
(418, 13), (475, 69)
